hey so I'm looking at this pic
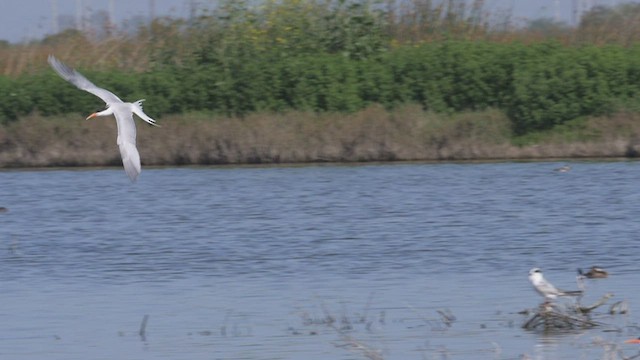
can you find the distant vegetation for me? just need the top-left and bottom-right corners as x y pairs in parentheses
(2, 0), (640, 166)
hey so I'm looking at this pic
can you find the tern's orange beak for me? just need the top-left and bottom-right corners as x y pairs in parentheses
(86, 113), (98, 120)
(625, 338), (640, 344)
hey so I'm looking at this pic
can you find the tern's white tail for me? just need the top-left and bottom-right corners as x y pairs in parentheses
(131, 100), (159, 127)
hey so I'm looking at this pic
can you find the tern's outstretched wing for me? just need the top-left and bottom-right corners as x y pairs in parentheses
(113, 105), (141, 182)
(536, 279), (561, 296)
(119, 140), (141, 182)
(48, 55), (123, 105)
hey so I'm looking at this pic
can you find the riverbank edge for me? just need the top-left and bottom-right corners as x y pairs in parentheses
(1, 106), (639, 168)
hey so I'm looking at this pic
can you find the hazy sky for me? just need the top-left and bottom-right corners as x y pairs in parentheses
(0, 0), (633, 43)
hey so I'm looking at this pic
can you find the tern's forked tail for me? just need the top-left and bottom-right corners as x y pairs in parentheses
(131, 99), (160, 127)
(563, 290), (583, 296)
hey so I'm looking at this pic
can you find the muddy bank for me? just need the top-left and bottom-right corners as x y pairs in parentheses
(1, 106), (639, 169)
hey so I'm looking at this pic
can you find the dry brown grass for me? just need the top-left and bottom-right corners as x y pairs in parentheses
(138, 105), (514, 164)
(1, 106), (640, 169)
(0, 114), (120, 166)
(0, 20), (189, 76)
(0, 39), (135, 76)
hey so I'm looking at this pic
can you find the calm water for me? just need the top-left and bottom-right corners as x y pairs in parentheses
(1, 161), (640, 359)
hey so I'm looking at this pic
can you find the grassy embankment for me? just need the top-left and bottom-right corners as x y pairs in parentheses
(3, 0), (640, 168)
(4, 107), (640, 168)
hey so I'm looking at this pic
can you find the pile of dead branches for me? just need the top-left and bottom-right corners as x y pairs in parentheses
(522, 293), (628, 331)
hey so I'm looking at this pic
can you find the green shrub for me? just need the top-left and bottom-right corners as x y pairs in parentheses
(5, 38), (640, 136)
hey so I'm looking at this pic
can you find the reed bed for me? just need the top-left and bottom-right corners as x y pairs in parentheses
(1, 106), (639, 169)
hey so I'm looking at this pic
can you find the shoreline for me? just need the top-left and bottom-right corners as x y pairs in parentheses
(0, 156), (637, 173)
(1, 107), (640, 169)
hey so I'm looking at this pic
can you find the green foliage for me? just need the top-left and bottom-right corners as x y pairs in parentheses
(506, 42), (635, 134)
(0, 77), (30, 121)
(5, 0), (640, 136)
(320, 0), (389, 60)
(6, 39), (640, 135)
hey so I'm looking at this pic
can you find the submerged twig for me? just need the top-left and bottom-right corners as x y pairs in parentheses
(334, 333), (384, 360)
(405, 303), (455, 331)
(609, 300), (629, 315)
(303, 297), (385, 360)
(139, 314), (149, 341)
(578, 293), (614, 314)
(523, 304), (603, 330)
(437, 309), (456, 327)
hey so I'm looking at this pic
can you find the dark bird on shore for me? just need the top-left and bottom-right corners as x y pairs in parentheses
(48, 55), (159, 182)
(578, 266), (609, 279)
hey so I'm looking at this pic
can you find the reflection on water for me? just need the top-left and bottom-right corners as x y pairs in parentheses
(1, 162), (640, 359)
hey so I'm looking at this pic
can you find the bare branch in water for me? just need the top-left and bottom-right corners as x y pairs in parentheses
(578, 293), (614, 314)
(523, 303), (603, 330)
(139, 314), (149, 341)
